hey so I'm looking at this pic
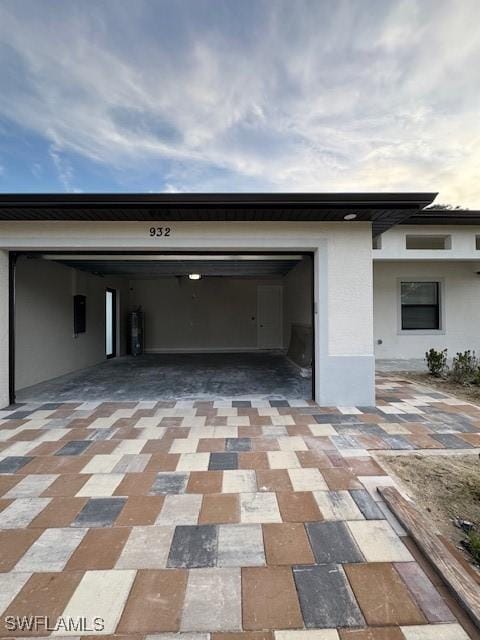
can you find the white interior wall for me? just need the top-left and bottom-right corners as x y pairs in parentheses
(15, 257), (129, 390)
(128, 276), (284, 352)
(374, 260), (480, 359)
(283, 257), (313, 348)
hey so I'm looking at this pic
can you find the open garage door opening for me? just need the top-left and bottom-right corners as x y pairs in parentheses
(12, 252), (314, 403)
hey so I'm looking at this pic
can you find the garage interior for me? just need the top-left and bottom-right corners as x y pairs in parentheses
(13, 253), (314, 402)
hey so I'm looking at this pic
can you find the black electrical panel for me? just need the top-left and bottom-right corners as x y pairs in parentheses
(73, 295), (86, 334)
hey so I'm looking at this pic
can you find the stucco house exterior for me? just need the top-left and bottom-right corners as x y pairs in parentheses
(0, 192), (479, 410)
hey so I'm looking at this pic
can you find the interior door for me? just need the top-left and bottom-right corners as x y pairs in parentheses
(257, 285), (283, 349)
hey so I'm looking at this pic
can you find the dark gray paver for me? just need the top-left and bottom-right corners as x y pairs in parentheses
(0, 457), (33, 474)
(55, 440), (92, 456)
(293, 564), (365, 628)
(225, 438), (251, 452)
(432, 433), (472, 448)
(209, 452), (238, 470)
(72, 497), (127, 527)
(167, 524), (218, 568)
(349, 489), (384, 520)
(149, 472), (188, 494)
(306, 522), (364, 564)
(382, 435), (417, 450)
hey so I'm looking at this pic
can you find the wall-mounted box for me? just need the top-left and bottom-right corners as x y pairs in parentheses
(73, 295), (86, 334)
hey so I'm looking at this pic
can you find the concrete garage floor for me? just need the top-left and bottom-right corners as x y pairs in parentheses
(16, 353), (312, 403)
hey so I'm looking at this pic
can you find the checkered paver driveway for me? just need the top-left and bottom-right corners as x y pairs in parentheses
(0, 374), (479, 639)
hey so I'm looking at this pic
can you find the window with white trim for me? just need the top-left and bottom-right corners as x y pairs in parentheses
(401, 281), (440, 330)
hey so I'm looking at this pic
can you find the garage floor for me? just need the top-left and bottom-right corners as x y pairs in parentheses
(16, 353), (312, 403)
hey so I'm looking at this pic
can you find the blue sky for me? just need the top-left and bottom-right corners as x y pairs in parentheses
(0, 0), (479, 206)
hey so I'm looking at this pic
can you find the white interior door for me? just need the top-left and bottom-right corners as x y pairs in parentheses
(257, 285), (283, 349)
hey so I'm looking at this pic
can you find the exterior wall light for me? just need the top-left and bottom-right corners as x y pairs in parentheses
(343, 213), (357, 220)
(189, 273), (201, 280)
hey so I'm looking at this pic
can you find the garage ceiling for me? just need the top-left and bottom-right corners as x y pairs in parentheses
(40, 254), (306, 277)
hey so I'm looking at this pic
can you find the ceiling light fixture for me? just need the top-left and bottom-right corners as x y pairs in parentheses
(343, 213), (357, 220)
(189, 273), (201, 280)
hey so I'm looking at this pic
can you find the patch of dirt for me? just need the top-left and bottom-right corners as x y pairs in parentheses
(380, 454), (480, 569)
(393, 371), (480, 405)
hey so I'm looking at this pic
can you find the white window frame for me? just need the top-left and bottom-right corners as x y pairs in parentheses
(397, 277), (446, 335)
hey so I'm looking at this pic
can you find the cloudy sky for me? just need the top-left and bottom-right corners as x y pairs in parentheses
(0, 0), (479, 206)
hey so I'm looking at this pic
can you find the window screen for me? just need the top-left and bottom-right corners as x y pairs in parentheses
(401, 282), (440, 330)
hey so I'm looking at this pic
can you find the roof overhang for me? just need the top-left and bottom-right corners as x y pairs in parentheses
(0, 192), (438, 236)
(401, 209), (480, 226)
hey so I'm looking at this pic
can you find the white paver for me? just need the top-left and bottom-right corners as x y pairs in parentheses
(14, 528), (87, 572)
(181, 568), (241, 631)
(217, 524), (265, 567)
(222, 470), (257, 493)
(267, 451), (301, 469)
(288, 468), (328, 491)
(0, 498), (51, 529)
(116, 526), (175, 569)
(155, 494), (202, 525)
(0, 572), (32, 615)
(240, 492), (282, 523)
(55, 570), (136, 635)
(401, 624), (469, 640)
(313, 491), (364, 521)
(347, 520), (414, 562)
(81, 454), (123, 474)
(176, 453), (210, 472)
(76, 473), (124, 497)
(4, 474), (57, 498)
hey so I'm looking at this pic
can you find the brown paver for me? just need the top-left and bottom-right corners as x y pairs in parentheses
(115, 496), (164, 526)
(263, 523), (314, 565)
(187, 470), (223, 493)
(276, 491), (322, 522)
(28, 496), (88, 528)
(321, 468), (362, 490)
(344, 562), (427, 626)
(117, 569), (187, 633)
(199, 493), (239, 524)
(2, 572), (84, 637)
(0, 529), (42, 571)
(113, 472), (158, 496)
(65, 527), (131, 570)
(213, 634), (273, 640)
(41, 473), (90, 497)
(242, 566), (303, 630)
(238, 452), (269, 469)
(256, 470), (292, 492)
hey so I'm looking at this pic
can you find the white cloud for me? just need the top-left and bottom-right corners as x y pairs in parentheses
(0, 0), (479, 205)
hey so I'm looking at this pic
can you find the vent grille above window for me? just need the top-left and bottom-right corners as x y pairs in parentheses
(405, 235), (451, 250)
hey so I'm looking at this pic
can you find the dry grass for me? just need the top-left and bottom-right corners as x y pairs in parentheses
(380, 454), (480, 567)
(396, 371), (480, 405)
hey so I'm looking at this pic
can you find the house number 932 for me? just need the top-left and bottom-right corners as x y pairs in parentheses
(149, 226), (171, 237)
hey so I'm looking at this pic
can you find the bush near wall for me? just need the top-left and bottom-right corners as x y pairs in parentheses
(425, 349), (480, 385)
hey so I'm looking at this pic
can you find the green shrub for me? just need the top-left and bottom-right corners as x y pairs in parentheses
(450, 350), (478, 384)
(465, 530), (480, 564)
(425, 348), (448, 377)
